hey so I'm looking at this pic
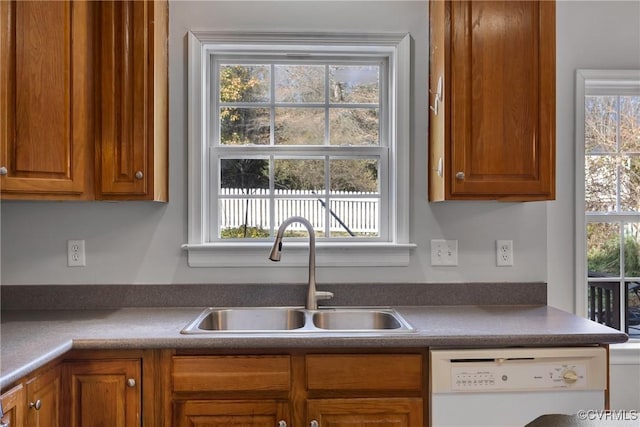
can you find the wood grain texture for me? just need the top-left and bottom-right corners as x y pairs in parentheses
(96, 0), (168, 201)
(0, 384), (25, 427)
(428, 0), (555, 201)
(26, 365), (61, 427)
(0, 0), (93, 198)
(172, 356), (291, 393)
(64, 359), (141, 427)
(306, 354), (423, 391)
(428, 0), (447, 201)
(173, 400), (290, 427)
(0, 0), (167, 201)
(307, 398), (423, 427)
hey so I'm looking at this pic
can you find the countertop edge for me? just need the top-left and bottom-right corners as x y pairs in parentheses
(0, 305), (629, 391)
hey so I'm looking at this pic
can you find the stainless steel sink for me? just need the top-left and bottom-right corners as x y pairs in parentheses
(312, 308), (413, 331)
(182, 307), (305, 333)
(181, 307), (414, 334)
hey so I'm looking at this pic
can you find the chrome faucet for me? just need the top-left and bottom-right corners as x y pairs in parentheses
(268, 216), (333, 310)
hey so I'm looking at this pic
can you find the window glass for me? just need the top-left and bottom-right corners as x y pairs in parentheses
(275, 108), (324, 145)
(219, 65), (270, 102)
(587, 222), (620, 277)
(582, 79), (640, 338)
(329, 65), (379, 104)
(275, 65), (324, 103)
(213, 59), (385, 240)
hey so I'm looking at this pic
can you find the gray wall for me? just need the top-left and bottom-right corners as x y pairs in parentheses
(1, 1), (639, 316)
(548, 0), (640, 312)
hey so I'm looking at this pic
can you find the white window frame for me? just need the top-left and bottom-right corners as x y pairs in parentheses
(183, 32), (414, 267)
(575, 69), (640, 339)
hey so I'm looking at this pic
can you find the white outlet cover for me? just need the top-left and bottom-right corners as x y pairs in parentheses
(496, 239), (513, 267)
(67, 239), (86, 267)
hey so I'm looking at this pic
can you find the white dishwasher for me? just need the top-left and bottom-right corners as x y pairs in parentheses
(430, 347), (607, 427)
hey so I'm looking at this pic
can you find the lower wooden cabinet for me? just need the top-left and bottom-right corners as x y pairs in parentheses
(307, 398), (423, 427)
(173, 400), (290, 427)
(0, 384), (25, 427)
(2, 350), (426, 427)
(25, 365), (61, 427)
(170, 352), (426, 427)
(63, 358), (141, 427)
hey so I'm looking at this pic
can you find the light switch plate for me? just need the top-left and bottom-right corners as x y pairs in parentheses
(431, 239), (458, 266)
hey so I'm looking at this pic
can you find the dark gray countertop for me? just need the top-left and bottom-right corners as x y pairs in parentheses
(0, 305), (627, 390)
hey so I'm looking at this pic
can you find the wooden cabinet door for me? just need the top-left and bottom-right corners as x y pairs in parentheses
(64, 359), (141, 427)
(173, 400), (290, 427)
(0, 0), (93, 199)
(307, 398), (423, 427)
(25, 366), (61, 427)
(429, 0), (555, 201)
(96, 0), (168, 201)
(0, 384), (25, 427)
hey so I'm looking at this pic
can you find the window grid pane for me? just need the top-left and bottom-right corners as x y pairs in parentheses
(214, 57), (385, 241)
(585, 92), (640, 337)
(215, 61), (381, 147)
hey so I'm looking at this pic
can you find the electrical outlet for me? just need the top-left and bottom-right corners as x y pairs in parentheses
(431, 239), (458, 266)
(67, 240), (86, 267)
(496, 239), (513, 267)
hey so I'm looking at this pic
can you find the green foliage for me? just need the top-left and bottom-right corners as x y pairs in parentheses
(588, 235), (640, 277)
(220, 226), (270, 239)
(221, 159), (269, 190)
(220, 65), (268, 103)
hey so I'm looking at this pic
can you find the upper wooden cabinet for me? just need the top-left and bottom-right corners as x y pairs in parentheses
(428, 0), (556, 201)
(0, 0), (93, 199)
(0, 0), (168, 201)
(96, 0), (168, 201)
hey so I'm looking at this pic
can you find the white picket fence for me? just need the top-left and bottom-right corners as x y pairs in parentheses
(220, 188), (379, 234)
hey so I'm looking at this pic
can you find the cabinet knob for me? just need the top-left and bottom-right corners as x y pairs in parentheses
(0, 166), (7, 176)
(28, 400), (42, 410)
(278, 421), (287, 427)
(135, 171), (144, 180)
(455, 171), (465, 180)
(126, 378), (136, 388)
(310, 420), (319, 427)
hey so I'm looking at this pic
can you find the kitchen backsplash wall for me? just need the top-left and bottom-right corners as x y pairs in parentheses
(0, 282), (547, 310)
(1, 1), (639, 316)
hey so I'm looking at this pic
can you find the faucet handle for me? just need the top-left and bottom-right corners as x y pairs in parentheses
(316, 291), (334, 301)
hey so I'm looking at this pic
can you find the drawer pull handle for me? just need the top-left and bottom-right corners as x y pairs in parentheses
(127, 378), (136, 388)
(29, 400), (42, 410)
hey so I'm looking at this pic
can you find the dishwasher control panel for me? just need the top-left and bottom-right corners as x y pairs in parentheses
(431, 347), (607, 393)
(451, 363), (587, 391)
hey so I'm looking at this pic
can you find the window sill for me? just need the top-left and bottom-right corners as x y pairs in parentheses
(182, 242), (416, 267)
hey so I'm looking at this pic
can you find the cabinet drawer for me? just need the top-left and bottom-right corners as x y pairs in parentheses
(306, 354), (423, 391)
(172, 355), (291, 392)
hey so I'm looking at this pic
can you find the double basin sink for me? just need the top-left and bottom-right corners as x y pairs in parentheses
(181, 307), (414, 334)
